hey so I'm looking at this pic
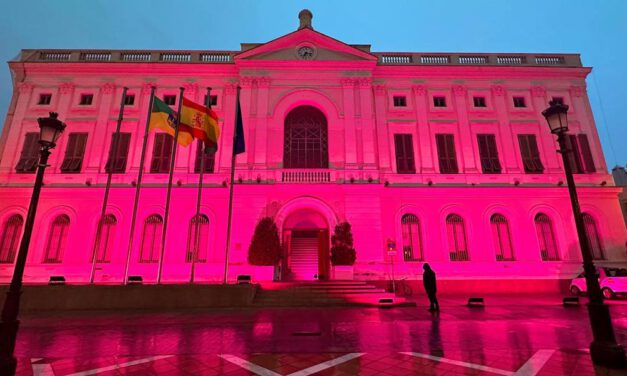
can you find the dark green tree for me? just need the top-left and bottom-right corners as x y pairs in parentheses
(330, 221), (356, 265)
(248, 217), (282, 266)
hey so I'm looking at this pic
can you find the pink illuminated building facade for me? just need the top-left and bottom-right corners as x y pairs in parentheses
(0, 11), (625, 290)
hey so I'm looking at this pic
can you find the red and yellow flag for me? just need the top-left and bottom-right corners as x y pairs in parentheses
(178, 97), (220, 149)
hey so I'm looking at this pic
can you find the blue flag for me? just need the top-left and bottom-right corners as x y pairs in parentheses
(233, 89), (245, 155)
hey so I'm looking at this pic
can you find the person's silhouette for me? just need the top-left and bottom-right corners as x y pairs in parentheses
(423, 263), (439, 311)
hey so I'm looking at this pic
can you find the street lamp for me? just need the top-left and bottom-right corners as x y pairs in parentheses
(542, 100), (626, 368)
(0, 112), (66, 375)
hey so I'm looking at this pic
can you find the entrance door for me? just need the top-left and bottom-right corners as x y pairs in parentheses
(289, 230), (319, 280)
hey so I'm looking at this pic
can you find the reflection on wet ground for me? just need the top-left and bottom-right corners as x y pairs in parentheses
(15, 294), (627, 375)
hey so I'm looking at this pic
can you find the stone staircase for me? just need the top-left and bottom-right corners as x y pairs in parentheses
(252, 281), (415, 307)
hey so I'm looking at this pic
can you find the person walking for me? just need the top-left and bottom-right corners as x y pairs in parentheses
(423, 263), (439, 311)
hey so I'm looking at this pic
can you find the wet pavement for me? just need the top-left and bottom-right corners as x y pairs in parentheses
(14, 294), (627, 375)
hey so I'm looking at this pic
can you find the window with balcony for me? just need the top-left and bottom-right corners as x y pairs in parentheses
(394, 134), (416, 174)
(566, 134), (596, 174)
(150, 133), (173, 173)
(283, 106), (328, 169)
(194, 140), (215, 173)
(60, 133), (88, 173)
(436, 134), (458, 174)
(518, 134), (544, 173)
(105, 133), (131, 173)
(15, 133), (40, 173)
(477, 134), (502, 174)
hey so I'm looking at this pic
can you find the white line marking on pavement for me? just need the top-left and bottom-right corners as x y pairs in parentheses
(31, 360), (55, 376)
(513, 350), (555, 376)
(401, 352), (514, 376)
(287, 353), (365, 376)
(65, 355), (173, 376)
(219, 354), (282, 376)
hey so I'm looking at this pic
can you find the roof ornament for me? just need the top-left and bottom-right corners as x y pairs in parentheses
(298, 9), (313, 30)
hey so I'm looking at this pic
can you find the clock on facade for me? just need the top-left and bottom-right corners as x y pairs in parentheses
(297, 46), (315, 60)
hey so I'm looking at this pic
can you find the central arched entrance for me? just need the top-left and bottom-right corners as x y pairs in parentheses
(281, 209), (330, 280)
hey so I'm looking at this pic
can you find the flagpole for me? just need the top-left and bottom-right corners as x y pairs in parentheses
(123, 86), (155, 284)
(157, 87), (185, 284)
(223, 87), (240, 284)
(190, 87), (212, 284)
(89, 87), (127, 284)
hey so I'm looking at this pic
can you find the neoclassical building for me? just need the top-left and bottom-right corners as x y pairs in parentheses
(0, 11), (625, 289)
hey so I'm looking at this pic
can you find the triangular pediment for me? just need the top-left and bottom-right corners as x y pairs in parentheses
(234, 28), (377, 63)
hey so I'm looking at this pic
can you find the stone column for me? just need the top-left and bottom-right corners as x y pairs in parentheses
(373, 85), (391, 172)
(129, 83), (156, 174)
(218, 83), (237, 174)
(85, 83), (116, 174)
(238, 77), (254, 171)
(570, 85), (606, 171)
(453, 85), (478, 173)
(49, 82), (75, 173)
(358, 78), (376, 169)
(491, 85), (520, 173)
(412, 85), (434, 173)
(177, 83), (198, 173)
(254, 77), (270, 169)
(341, 78), (357, 169)
(0, 83), (33, 173)
(531, 86), (560, 172)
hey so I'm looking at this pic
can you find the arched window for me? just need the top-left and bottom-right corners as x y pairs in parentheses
(446, 214), (469, 261)
(490, 214), (514, 261)
(186, 214), (210, 263)
(43, 214), (70, 263)
(582, 213), (604, 260)
(140, 214), (162, 263)
(95, 214), (117, 263)
(535, 213), (559, 261)
(283, 106), (328, 168)
(401, 214), (422, 261)
(0, 214), (24, 263)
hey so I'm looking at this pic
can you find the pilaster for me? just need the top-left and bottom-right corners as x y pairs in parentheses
(341, 78), (357, 169)
(373, 84), (391, 171)
(412, 85), (433, 173)
(86, 83), (116, 174)
(530, 86), (560, 172)
(254, 77), (270, 168)
(358, 78), (376, 168)
(453, 85), (478, 173)
(491, 85), (520, 173)
(0, 83), (33, 173)
(218, 83), (237, 174)
(129, 83), (156, 174)
(49, 82), (75, 173)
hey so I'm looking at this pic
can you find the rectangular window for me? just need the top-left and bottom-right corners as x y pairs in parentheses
(393, 96), (407, 107)
(204, 94), (218, 106)
(38, 94), (52, 105)
(393, 134), (416, 174)
(124, 94), (135, 106)
(473, 96), (486, 108)
(433, 96), (447, 107)
(163, 95), (176, 105)
(513, 96), (526, 108)
(477, 134), (502, 174)
(15, 133), (40, 173)
(567, 134), (596, 174)
(194, 140), (215, 173)
(60, 133), (88, 173)
(79, 94), (93, 106)
(518, 134), (544, 173)
(150, 133), (173, 173)
(552, 97), (564, 105)
(436, 134), (458, 174)
(105, 132), (131, 173)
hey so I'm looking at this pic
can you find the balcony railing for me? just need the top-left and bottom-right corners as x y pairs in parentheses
(280, 169), (332, 183)
(376, 52), (581, 67)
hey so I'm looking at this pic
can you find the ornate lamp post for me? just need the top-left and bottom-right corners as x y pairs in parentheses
(0, 112), (66, 375)
(542, 100), (626, 368)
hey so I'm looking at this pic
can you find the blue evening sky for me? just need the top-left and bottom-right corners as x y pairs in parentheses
(1, 0), (625, 169)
